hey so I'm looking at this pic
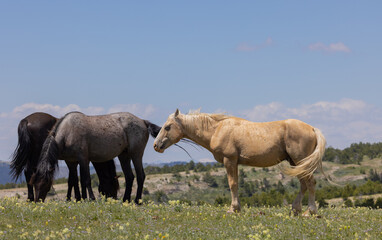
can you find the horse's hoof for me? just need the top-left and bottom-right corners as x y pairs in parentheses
(290, 210), (299, 217)
(227, 208), (241, 214)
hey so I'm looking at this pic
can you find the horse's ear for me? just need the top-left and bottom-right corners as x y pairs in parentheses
(174, 109), (180, 118)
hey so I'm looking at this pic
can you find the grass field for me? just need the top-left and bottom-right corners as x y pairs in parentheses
(0, 197), (381, 240)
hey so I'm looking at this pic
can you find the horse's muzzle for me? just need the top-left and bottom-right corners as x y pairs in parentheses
(153, 142), (165, 153)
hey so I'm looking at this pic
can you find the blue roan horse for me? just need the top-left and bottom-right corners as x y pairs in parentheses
(31, 111), (161, 203)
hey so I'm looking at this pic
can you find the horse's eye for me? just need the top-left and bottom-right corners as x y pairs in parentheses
(165, 125), (171, 131)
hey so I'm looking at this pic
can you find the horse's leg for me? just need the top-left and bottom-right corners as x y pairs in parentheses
(223, 157), (240, 213)
(73, 166), (81, 201)
(66, 161), (81, 201)
(303, 176), (317, 216)
(131, 153), (145, 204)
(66, 162), (74, 201)
(79, 164), (87, 200)
(291, 178), (307, 216)
(78, 156), (95, 201)
(118, 151), (134, 202)
(92, 161), (106, 197)
(24, 169), (34, 202)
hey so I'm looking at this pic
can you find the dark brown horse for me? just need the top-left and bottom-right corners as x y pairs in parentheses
(31, 111), (161, 203)
(10, 112), (119, 201)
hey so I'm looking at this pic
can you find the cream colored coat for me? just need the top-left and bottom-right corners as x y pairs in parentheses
(154, 109), (327, 215)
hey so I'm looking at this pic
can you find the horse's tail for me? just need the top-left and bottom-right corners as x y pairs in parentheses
(283, 128), (329, 180)
(144, 120), (162, 138)
(10, 119), (32, 181)
(32, 115), (68, 183)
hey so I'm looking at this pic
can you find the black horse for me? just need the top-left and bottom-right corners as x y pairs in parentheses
(10, 112), (119, 201)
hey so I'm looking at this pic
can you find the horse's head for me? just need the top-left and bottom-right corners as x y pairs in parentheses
(154, 109), (184, 153)
(29, 170), (54, 202)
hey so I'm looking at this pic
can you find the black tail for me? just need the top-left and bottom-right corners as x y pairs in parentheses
(33, 114), (68, 182)
(10, 119), (32, 181)
(144, 120), (162, 138)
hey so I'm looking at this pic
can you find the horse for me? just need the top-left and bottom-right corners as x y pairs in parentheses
(10, 112), (119, 202)
(153, 109), (329, 216)
(30, 111), (161, 203)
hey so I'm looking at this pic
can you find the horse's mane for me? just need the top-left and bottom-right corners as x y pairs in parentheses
(183, 110), (231, 131)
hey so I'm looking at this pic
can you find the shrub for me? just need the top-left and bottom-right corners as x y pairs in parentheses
(343, 199), (353, 208)
(318, 198), (329, 208)
(375, 197), (382, 209)
(214, 195), (229, 206)
(203, 172), (218, 188)
(153, 190), (168, 203)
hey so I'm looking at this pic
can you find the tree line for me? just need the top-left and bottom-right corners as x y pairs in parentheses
(324, 142), (382, 164)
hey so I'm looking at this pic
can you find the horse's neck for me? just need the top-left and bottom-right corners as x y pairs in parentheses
(180, 115), (217, 150)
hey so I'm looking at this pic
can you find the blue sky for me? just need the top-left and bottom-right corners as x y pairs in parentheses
(1, 2), (382, 163)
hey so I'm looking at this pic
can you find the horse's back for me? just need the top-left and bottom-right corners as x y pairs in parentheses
(55, 112), (149, 161)
(24, 112), (57, 145)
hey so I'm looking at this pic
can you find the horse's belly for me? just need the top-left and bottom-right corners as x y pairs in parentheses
(86, 132), (127, 161)
(88, 143), (125, 161)
(238, 157), (279, 167)
(238, 151), (285, 167)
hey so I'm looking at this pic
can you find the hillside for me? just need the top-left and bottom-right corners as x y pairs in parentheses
(1, 157), (382, 208)
(0, 161), (12, 184)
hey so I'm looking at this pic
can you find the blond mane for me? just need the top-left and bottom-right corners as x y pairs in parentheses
(182, 110), (231, 131)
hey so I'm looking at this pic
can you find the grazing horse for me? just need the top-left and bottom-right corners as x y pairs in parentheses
(10, 112), (119, 202)
(30, 111), (161, 203)
(154, 109), (329, 216)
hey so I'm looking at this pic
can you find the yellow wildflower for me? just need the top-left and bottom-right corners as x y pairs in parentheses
(62, 228), (69, 234)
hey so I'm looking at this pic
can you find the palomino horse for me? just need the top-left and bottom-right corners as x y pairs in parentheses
(30, 111), (161, 203)
(154, 109), (328, 215)
(10, 112), (119, 202)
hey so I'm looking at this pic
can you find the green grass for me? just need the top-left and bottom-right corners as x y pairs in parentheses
(333, 166), (364, 177)
(0, 197), (381, 239)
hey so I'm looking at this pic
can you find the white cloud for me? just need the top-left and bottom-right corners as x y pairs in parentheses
(107, 104), (156, 118)
(308, 42), (351, 53)
(236, 37), (273, 52)
(240, 99), (382, 148)
(241, 102), (283, 122)
(198, 158), (215, 163)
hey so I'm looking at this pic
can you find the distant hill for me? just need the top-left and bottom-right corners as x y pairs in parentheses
(0, 161), (13, 185)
